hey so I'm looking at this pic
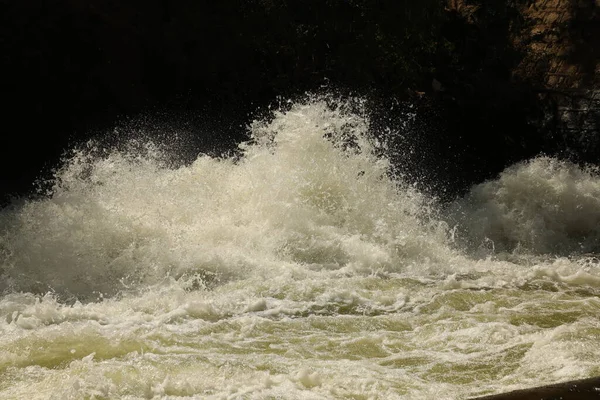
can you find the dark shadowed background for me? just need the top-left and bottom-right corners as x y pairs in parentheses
(1, 0), (598, 204)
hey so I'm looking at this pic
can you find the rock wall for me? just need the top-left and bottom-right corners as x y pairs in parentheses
(516, 0), (600, 159)
(448, 0), (600, 160)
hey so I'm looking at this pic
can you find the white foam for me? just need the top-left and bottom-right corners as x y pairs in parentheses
(0, 98), (452, 299)
(1, 97), (599, 399)
(447, 157), (600, 256)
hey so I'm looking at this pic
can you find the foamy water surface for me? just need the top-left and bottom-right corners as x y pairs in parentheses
(1, 98), (599, 399)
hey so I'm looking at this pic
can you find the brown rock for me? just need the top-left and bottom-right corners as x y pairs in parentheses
(470, 376), (600, 400)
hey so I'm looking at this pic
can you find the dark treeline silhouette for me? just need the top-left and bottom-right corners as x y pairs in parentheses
(1, 0), (597, 204)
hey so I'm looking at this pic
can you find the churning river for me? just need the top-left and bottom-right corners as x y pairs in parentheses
(1, 98), (599, 399)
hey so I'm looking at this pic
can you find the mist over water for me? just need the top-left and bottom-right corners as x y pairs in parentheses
(1, 97), (599, 399)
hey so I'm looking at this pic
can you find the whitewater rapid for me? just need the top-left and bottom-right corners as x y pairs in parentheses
(1, 98), (599, 399)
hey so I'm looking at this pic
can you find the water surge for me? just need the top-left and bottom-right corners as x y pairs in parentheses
(1, 97), (599, 399)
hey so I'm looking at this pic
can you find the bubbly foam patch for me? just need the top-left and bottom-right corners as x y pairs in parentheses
(2, 98), (600, 399)
(0, 99), (451, 299)
(447, 157), (600, 257)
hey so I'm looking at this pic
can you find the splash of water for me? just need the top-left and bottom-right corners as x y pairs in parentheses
(0, 98), (452, 300)
(1, 97), (600, 399)
(447, 157), (600, 257)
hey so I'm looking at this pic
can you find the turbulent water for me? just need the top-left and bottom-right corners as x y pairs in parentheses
(1, 98), (600, 399)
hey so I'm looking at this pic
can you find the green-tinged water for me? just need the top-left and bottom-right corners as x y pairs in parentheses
(2, 98), (600, 399)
